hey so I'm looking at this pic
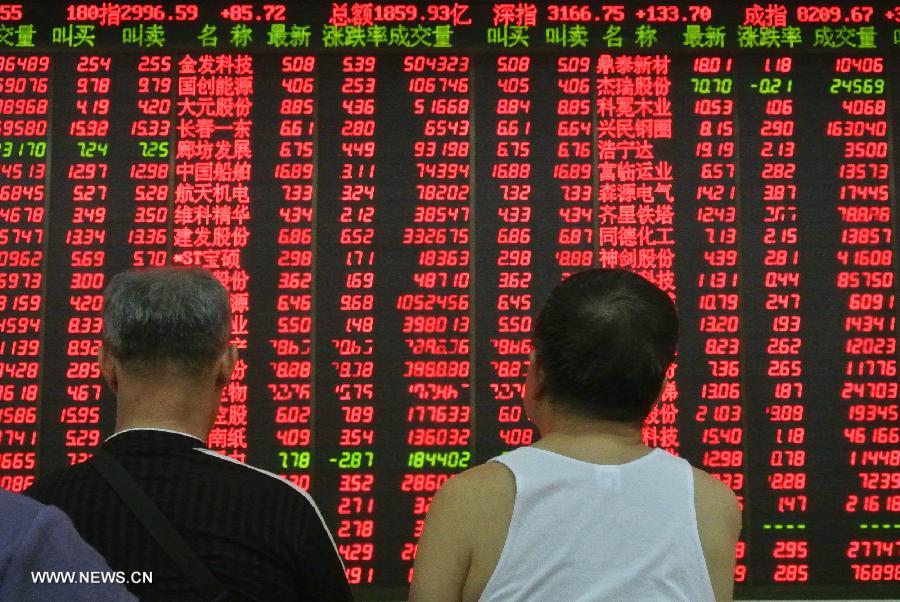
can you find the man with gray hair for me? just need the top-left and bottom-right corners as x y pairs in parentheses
(28, 267), (352, 601)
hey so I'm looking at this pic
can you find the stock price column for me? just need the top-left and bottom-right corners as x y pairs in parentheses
(474, 54), (535, 462)
(524, 53), (596, 413)
(256, 54), (317, 490)
(392, 55), (473, 583)
(676, 53), (748, 583)
(42, 55), (115, 471)
(542, 55), (594, 287)
(125, 55), (172, 271)
(0, 54), (49, 490)
(316, 54), (381, 586)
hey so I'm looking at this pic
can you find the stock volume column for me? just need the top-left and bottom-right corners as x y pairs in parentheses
(316, 55), (380, 585)
(827, 56), (898, 584)
(0, 55), (49, 490)
(43, 55), (115, 471)
(681, 54), (747, 583)
(743, 55), (810, 585)
(395, 55), (473, 583)
(474, 54), (535, 462)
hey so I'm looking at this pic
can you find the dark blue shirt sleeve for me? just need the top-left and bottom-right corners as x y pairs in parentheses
(0, 503), (136, 601)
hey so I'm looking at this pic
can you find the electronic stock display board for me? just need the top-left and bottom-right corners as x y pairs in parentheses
(0, 1), (897, 597)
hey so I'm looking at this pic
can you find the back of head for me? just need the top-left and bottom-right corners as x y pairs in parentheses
(533, 268), (678, 423)
(102, 267), (231, 376)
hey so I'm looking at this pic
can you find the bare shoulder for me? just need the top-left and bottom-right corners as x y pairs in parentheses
(410, 460), (517, 602)
(449, 460), (515, 495)
(433, 460), (516, 521)
(692, 466), (741, 521)
(691, 466), (742, 601)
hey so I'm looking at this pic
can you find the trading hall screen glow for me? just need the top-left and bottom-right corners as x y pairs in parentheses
(0, 1), (897, 598)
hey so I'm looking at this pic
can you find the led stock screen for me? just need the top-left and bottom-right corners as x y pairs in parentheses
(0, 1), (897, 598)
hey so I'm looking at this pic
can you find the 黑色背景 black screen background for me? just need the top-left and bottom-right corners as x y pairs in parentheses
(0, 1), (897, 598)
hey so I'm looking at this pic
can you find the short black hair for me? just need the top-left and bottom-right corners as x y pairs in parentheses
(102, 267), (231, 375)
(533, 268), (678, 422)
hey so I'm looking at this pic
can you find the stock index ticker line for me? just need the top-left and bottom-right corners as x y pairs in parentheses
(0, 1), (897, 597)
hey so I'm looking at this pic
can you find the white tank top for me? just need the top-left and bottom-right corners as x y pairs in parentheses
(478, 446), (715, 602)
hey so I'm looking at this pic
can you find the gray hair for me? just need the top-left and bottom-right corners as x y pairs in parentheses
(102, 267), (231, 374)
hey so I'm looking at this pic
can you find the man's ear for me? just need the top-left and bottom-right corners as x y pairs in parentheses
(215, 345), (238, 388)
(523, 349), (547, 420)
(527, 350), (548, 396)
(657, 363), (674, 401)
(98, 344), (119, 394)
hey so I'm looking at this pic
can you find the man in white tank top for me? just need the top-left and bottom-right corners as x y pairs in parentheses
(410, 268), (741, 602)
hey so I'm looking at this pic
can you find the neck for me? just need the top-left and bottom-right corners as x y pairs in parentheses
(113, 377), (215, 442)
(537, 408), (645, 448)
(533, 412), (649, 465)
(114, 417), (209, 441)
